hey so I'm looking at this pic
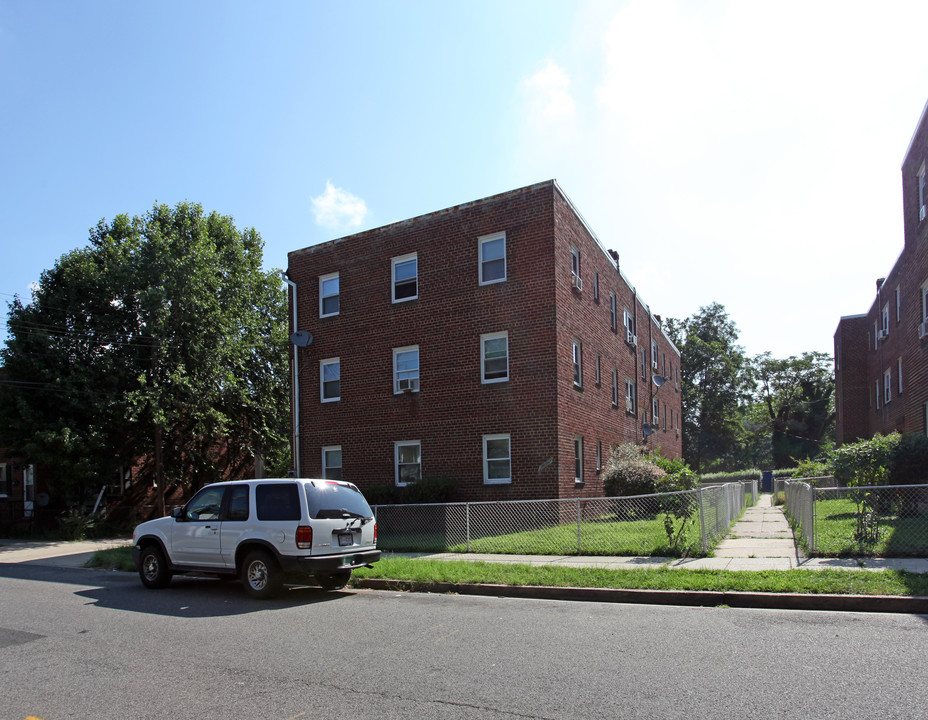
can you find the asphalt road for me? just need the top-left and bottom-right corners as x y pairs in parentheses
(2, 564), (928, 720)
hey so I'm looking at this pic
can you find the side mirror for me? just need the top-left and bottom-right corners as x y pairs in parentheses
(171, 507), (184, 520)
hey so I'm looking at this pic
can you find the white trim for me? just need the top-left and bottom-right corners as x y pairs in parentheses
(483, 433), (512, 484)
(898, 357), (903, 395)
(394, 440), (421, 486)
(320, 357), (340, 403)
(572, 339), (583, 388)
(574, 435), (584, 484)
(481, 331), (509, 384)
(478, 232), (507, 285)
(393, 345), (420, 394)
(319, 272), (340, 318)
(391, 252), (418, 303)
(321, 446), (342, 481)
(884, 368), (892, 404)
(611, 368), (618, 407)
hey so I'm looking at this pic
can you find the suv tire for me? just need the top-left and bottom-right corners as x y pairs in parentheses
(138, 545), (172, 589)
(242, 549), (282, 599)
(316, 570), (351, 591)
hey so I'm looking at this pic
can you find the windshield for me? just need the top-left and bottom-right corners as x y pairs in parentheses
(305, 481), (373, 520)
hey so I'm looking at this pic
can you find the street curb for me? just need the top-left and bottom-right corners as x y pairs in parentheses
(354, 578), (928, 614)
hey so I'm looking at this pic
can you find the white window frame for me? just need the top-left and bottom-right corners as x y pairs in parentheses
(596, 440), (602, 471)
(610, 293), (617, 332)
(884, 368), (892, 404)
(0, 463), (8, 498)
(875, 380), (881, 410)
(881, 303), (890, 336)
(595, 354), (601, 386)
(320, 358), (340, 403)
(625, 379), (636, 414)
(478, 232), (506, 285)
(574, 435), (584, 484)
(321, 446), (342, 481)
(594, 273), (600, 301)
(483, 433), (512, 485)
(921, 283), (928, 323)
(319, 272), (340, 318)
(571, 246), (581, 280)
(898, 357), (903, 395)
(652, 397), (660, 425)
(611, 368), (618, 407)
(572, 339), (583, 388)
(393, 345), (420, 394)
(896, 286), (901, 323)
(481, 331), (509, 384)
(624, 309), (636, 341)
(874, 320), (879, 350)
(394, 441), (421, 486)
(919, 162), (926, 220)
(392, 253), (418, 303)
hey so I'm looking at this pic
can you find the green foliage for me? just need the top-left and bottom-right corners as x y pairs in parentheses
(700, 469), (761, 484)
(790, 458), (830, 479)
(59, 508), (99, 541)
(364, 476), (457, 505)
(0, 202), (289, 499)
(601, 444), (666, 497)
(830, 433), (900, 487)
(889, 433), (928, 485)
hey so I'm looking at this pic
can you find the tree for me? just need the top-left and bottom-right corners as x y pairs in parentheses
(752, 351), (835, 468)
(0, 202), (289, 505)
(665, 303), (751, 473)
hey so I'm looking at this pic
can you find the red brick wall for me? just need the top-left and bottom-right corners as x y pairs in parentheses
(287, 181), (681, 501)
(834, 315), (869, 443)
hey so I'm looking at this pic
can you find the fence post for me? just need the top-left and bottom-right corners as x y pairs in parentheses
(465, 503), (471, 552)
(576, 498), (582, 555)
(809, 486), (815, 554)
(698, 487), (707, 554)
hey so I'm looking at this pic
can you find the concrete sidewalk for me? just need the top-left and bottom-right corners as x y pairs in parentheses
(0, 537), (130, 568)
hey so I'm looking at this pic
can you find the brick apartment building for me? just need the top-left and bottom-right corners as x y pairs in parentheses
(835, 99), (928, 443)
(285, 180), (682, 501)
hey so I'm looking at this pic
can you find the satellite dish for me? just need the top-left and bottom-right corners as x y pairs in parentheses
(289, 331), (313, 347)
(642, 423), (653, 437)
(652, 375), (665, 387)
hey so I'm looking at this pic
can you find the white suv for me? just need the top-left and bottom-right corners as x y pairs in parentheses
(132, 478), (380, 598)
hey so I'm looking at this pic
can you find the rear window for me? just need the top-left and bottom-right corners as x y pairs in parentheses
(305, 481), (373, 520)
(255, 483), (301, 521)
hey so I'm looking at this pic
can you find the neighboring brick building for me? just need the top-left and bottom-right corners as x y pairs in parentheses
(286, 180), (682, 501)
(835, 99), (928, 442)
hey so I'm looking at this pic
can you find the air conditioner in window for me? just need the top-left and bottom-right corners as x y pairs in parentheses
(919, 321), (928, 339)
(920, 205), (927, 221)
(398, 378), (419, 392)
(626, 331), (637, 346)
(625, 397), (634, 413)
(571, 274), (583, 291)
(878, 329), (889, 340)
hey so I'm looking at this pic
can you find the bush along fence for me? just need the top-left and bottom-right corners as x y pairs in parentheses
(784, 479), (928, 557)
(372, 481), (757, 558)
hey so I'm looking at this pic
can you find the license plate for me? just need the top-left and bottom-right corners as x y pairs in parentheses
(338, 533), (353, 547)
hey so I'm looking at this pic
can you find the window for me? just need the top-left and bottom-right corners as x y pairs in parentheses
(227, 485), (249, 522)
(479, 232), (506, 285)
(481, 332), (509, 383)
(881, 303), (890, 337)
(483, 434), (511, 484)
(896, 286), (901, 323)
(322, 446), (342, 481)
(873, 320), (879, 350)
(611, 368), (618, 407)
(624, 310), (636, 343)
(641, 349), (647, 380)
(651, 340), (659, 370)
(319, 273), (339, 317)
(625, 379), (636, 414)
(919, 162), (926, 221)
(0, 464), (8, 497)
(663, 403), (667, 431)
(921, 284), (928, 323)
(899, 357), (904, 395)
(652, 397), (660, 425)
(395, 441), (421, 486)
(595, 354), (601, 386)
(875, 380), (881, 410)
(393, 346), (420, 393)
(256, 482), (301, 521)
(572, 340), (583, 388)
(610, 293), (617, 332)
(596, 441), (602, 471)
(594, 273), (600, 301)
(574, 436), (584, 484)
(884, 369), (892, 404)
(184, 486), (225, 522)
(392, 253), (418, 302)
(320, 358), (340, 402)
(571, 246), (581, 280)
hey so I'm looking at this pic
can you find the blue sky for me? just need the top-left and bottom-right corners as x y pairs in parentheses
(2, 0), (928, 359)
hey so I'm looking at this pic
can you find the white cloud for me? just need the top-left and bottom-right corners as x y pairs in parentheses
(525, 59), (576, 125)
(311, 181), (368, 230)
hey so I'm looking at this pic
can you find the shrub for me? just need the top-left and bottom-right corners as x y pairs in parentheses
(790, 458), (831, 480)
(601, 444), (666, 497)
(363, 476), (457, 505)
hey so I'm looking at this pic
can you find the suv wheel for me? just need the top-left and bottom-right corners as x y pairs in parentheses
(242, 550), (282, 599)
(139, 545), (172, 589)
(316, 570), (351, 591)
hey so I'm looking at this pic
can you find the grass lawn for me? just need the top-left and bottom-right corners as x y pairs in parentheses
(814, 497), (928, 557)
(380, 514), (705, 557)
(87, 546), (928, 596)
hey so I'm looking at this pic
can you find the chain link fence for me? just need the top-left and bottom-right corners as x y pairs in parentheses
(784, 480), (928, 556)
(372, 481), (756, 557)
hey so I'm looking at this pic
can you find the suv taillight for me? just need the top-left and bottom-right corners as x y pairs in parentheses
(373, 522), (377, 544)
(296, 525), (313, 549)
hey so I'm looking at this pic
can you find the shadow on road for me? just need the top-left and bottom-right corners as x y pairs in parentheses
(0, 562), (353, 618)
